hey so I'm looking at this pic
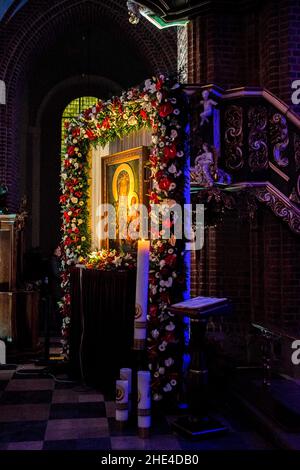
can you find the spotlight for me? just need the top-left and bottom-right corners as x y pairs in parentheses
(127, 1), (140, 25)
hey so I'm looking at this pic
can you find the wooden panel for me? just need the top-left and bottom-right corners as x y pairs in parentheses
(0, 230), (10, 289)
(0, 292), (16, 340)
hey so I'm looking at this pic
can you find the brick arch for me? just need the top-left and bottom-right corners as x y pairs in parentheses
(0, 0), (177, 210)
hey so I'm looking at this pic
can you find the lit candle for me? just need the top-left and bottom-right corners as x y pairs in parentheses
(137, 370), (151, 438)
(133, 240), (150, 350)
(115, 379), (129, 424)
(120, 368), (132, 414)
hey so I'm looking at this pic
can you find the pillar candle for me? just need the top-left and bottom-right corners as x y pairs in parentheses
(115, 379), (129, 423)
(134, 240), (150, 350)
(120, 368), (132, 413)
(0, 340), (5, 365)
(137, 370), (151, 438)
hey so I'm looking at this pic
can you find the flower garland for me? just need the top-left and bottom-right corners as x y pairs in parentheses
(60, 75), (187, 399)
(84, 249), (136, 271)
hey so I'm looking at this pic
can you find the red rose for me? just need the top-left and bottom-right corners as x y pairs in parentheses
(164, 254), (177, 267)
(164, 144), (177, 159)
(140, 109), (148, 120)
(156, 78), (163, 91)
(86, 128), (96, 140)
(102, 117), (110, 129)
(158, 102), (173, 118)
(96, 102), (103, 112)
(67, 146), (75, 156)
(75, 191), (82, 198)
(158, 177), (171, 191)
(149, 304), (158, 317)
(72, 128), (80, 137)
(149, 191), (160, 204)
(64, 121), (70, 129)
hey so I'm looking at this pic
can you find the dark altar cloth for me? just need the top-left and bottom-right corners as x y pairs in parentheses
(69, 268), (136, 393)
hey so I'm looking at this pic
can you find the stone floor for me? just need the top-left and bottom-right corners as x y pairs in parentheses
(0, 362), (275, 451)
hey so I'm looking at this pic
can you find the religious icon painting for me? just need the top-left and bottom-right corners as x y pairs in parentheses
(101, 146), (148, 250)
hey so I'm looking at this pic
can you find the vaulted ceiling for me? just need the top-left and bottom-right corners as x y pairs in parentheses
(0, 0), (212, 24)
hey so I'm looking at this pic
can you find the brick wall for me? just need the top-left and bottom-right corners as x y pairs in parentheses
(0, 0), (177, 212)
(187, 0), (300, 107)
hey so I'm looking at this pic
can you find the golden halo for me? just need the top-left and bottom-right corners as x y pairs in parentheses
(112, 163), (134, 202)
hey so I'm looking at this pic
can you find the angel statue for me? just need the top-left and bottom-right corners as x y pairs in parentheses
(190, 144), (231, 187)
(200, 89), (217, 126)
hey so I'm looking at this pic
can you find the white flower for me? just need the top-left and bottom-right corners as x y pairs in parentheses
(153, 393), (163, 401)
(159, 141), (165, 148)
(156, 91), (162, 102)
(168, 248), (174, 254)
(159, 260), (166, 268)
(170, 129), (178, 139)
(151, 285), (157, 295)
(165, 357), (174, 367)
(177, 151), (184, 158)
(173, 109), (180, 115)
(158, 367), (165, 375)
(144, 79), (156, 94)
(61, 173), (67, 180)
(168, 164), (177, 174)
(170, 379), (177, 386)
(74, 163), (79, 169)
(71, 197), (78, 204)
(152, 135), (158, 145)
(163, 383), (172, 392)
(73, 139), (78, 144)
(112, 256), (122, 267)
(152, 329), (159, 339)
(170, 97), (177, 104)
(166, 322), (175, 331)
(158, 343), (166, 352)
(169, 183), (176, 191)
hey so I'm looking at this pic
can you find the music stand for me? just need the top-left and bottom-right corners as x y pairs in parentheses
(170, 296), (232, 438)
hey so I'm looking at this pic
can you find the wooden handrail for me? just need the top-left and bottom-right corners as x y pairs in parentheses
(183, 84), (300, 131)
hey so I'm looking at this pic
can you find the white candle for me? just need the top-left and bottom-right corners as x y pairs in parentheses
(137, 370), (151, 437)
(115, 379), (129, 422)
(134, 240), (150, 350)
(0, 340), (6, 365)
(120, 368), (132, 413)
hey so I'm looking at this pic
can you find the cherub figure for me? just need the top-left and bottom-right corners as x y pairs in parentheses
(200, 89), (217, 126)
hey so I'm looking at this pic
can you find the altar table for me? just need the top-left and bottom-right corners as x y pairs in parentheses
(69, 267), (136, 393)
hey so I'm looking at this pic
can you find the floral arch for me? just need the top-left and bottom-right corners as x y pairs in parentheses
(60, 76), (188, 399)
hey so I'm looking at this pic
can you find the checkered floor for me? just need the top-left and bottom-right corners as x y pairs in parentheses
(0, 363), (274, 450)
